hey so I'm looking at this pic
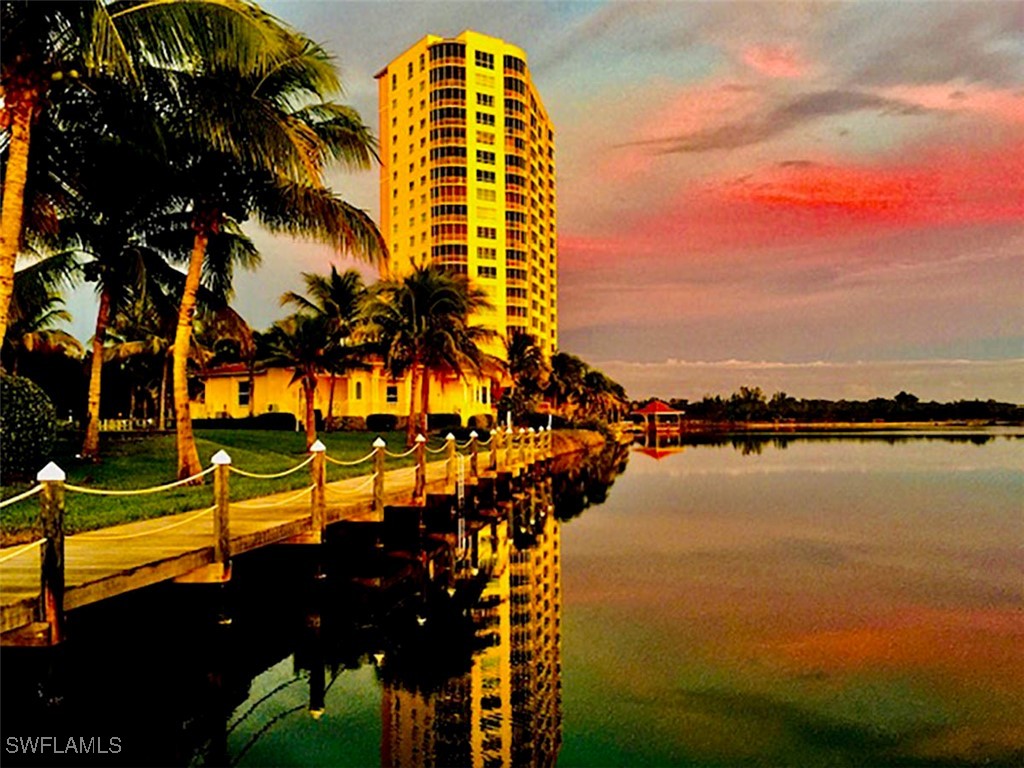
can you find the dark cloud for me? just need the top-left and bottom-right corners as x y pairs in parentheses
(629, 89), (931, 154)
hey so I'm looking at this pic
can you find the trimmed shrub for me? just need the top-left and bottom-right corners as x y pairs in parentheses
(191, 413), (298, 431)
(256, 412), (298, 431)
(366, 413), (398, 432)
(1, 373), (58, 480)
(427, 413), (461, 432)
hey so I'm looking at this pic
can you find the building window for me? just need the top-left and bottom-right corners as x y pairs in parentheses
(386, 385), (399, 404)
(238, 381), (250, 407)
(477, 266), (497, 279)
(355, 381), (362, 400)
(475, 50), (494, 69)
(476, 93), (494, 107)
(476, 149), (495, 165)
(476, 111), (495, 126)
(481, 386), (489, 404)
(476, 169), (495, 183)
(477, 226), (497, 239)
(477, 188), (496, 202)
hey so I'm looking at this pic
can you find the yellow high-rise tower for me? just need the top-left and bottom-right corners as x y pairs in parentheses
(377, 30), (558, 359)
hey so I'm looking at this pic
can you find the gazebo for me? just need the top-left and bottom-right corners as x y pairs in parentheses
(631, 400), (685, 433)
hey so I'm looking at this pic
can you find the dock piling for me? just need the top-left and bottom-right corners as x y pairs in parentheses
(469, 431), (479, 479)
(37, 462), (66, 644)
(372, 437), (386, 514)
(310, 440), (326, 543)
(445, 433), (456, 487)
(414, 434), (426, 501)
(211, 450), (232, 579)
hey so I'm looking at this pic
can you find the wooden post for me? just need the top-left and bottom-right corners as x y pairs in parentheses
(211, 450), (232, 579)
(414, 434), (426, 501)
(537, 427), (545, 461)
(489, 428), (499, 471)
(505, 426), (515, 469)
(469, 431), (479, 479)
(527, 427), (536, 466)
(310, 440), (326, 543)
(36, 462), (65, 644)
(444, 433), (456, 487)
(518, 428), (527, 467)
(493, 427), (503, 471)
(372, 437), (386, 515)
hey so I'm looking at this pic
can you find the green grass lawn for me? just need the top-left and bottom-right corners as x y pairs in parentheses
(1, 429), (435, 543)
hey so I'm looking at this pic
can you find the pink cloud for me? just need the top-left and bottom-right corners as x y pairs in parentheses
(722, 141), (1024, 229)
(741, 44), (808, 78)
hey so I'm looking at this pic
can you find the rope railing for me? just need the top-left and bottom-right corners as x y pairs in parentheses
(324, 474), (378, 498)
(8, 428), (556, 639)
(0, 485), (42, 509)
(65, 466), (215, 496)
(76, 507), (214, 541)
(228, 455), (314, 479)
(232, 485), (315, 510)
(324, 450), (375, 467)
(0, 537), (46, 565)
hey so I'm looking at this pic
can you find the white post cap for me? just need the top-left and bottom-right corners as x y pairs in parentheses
(469, 430), (478, 439)
(528, 427), (535, 433)
(519, 427), (526, 434)
(309, 439), (326, 453)
(506, 426), (514, 434)
(415, 434), (427, 443)
(445, 432), (455, 441)
(372, 437), (387, 448)
(211, 450), (232, 465)
(37, 461), (66, 482)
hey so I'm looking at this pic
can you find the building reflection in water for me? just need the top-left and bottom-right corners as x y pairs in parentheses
(0, 444), (627, 768)
(381, 476), (563, 768)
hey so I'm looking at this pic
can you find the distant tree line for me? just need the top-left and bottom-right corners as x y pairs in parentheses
(638, 386), (1023, 423)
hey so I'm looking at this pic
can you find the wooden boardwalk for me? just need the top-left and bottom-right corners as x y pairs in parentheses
(0, 455), (469, 640)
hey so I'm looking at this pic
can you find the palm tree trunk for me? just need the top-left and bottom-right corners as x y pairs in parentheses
(406, 365), (421, 446)
(419, 366), (430, 437)
(173, 228), (207, 479)
(0, 90), (37, 344)
(303, 378), (317, 449)
(81, 287), (112, 460)
(158, 354), (169, 431)
(326, 372), (336, 426)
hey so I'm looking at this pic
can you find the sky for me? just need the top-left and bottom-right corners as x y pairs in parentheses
(68, 0), (1024, 402)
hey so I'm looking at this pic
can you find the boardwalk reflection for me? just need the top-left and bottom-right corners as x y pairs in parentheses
(0, 443), (629, 768)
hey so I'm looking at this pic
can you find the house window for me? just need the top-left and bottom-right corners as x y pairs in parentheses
(481, 386), (489, 404)
(386, 385), (399, 404)
(475, 50), (494, 69)
(238, 381), (250, 407)
(355, 381), (363, 400)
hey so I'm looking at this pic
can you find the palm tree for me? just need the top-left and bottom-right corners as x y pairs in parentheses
(157, 32), (385, 479)
(281, 266), (368, 425)
(547, 352), (588, 418)
(1, 275), (81, 375)
(262, 313), (334, 449)
(0, 0), (294, 343)
(506, 331), (549, 395)
(363, 265), (497, 446)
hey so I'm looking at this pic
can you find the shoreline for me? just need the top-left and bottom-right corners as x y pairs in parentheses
(628, 420), (1022, 434)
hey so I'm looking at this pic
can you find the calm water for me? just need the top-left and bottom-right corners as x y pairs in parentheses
(1, 433), (1021, 767)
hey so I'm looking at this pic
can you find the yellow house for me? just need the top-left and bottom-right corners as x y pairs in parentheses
(190, 361), (498, 428)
